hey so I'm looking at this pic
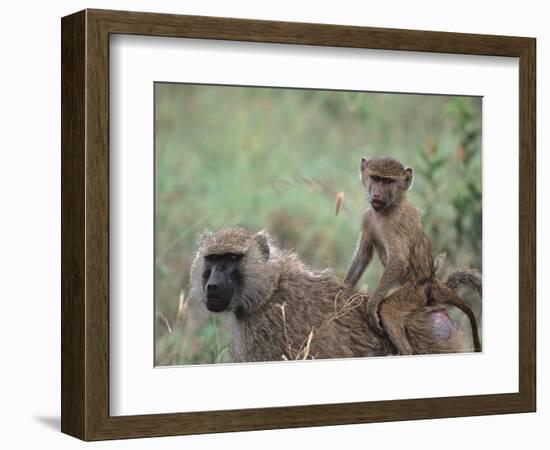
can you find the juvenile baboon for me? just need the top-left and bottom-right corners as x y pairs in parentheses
(344, 156), (481, 354)
(190, 227), (473, 363)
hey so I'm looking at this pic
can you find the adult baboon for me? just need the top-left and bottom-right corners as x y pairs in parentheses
(345, 156), (481, 354)
(190, 227), (472, 362)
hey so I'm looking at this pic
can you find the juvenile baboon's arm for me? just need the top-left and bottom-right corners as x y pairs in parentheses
(370, 257), (407, 305)
(344, 231), (374, 288)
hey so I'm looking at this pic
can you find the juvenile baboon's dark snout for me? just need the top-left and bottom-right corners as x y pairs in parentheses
(370, 185), (386, 210)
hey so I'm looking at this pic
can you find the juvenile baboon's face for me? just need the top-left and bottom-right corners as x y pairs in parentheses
(366, 175), (399, 211)
(360, 157), (413, 211)
(201, 253), (244, 313)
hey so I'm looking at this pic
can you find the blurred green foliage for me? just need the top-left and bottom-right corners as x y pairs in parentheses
(154, 84), (482, 366)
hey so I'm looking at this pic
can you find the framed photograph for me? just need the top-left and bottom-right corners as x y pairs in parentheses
(61, 9), (536, 441)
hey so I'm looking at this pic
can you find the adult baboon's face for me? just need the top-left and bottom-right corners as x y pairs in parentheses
(190, 228), (274, 318)
(201, 253), (244, 313)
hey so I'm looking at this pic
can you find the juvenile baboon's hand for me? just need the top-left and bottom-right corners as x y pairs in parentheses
(366, 299), (384, 335)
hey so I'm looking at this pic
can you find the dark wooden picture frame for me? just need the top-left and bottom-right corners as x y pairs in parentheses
(61, 9), (536, 441)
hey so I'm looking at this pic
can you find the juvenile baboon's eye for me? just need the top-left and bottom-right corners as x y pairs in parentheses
(228, 253), (243, 261)
(202, 269), (211, 279)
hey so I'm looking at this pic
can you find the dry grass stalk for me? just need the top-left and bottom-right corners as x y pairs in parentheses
(176, 289), (189, 324)
(434, 252), (447, 275)
(296, 328), (315, 360)
(158, 311), (173, 334)
(335, 191), (345, 216)
(276, 302), (294, 359)
(276, 301), (316, 360)
(276, 290), (367, 361)
(326, 290), (366, 325)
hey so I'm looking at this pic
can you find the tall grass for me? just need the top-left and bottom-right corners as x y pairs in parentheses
(154, 84), (482, 365)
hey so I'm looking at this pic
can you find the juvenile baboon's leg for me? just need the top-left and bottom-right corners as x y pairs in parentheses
(380, 311), (414, 355)
(378, 286), (425, 355)
(367, 257), (408, 334)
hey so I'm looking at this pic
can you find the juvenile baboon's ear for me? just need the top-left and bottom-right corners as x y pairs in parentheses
(403, 167), (414, 190)
(254, 231), (270, 260)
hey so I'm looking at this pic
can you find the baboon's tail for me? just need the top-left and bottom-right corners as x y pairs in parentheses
(445, 268), (482, 298)
(431, 273), (482, 352)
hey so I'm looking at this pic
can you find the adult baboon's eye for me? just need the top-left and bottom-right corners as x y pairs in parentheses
(230, 268), (243, 284)
(228, 253), (243, 261)
(202, 269), (211, 279)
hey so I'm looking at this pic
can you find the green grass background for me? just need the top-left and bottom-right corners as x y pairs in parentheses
(154, 83), (482, 366)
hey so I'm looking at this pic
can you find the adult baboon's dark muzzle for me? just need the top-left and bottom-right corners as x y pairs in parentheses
(205, 266), (234, 312)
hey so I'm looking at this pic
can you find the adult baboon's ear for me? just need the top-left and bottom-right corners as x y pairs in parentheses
(360, 157), (370, 180)
(403, 167), (414, 190)
(254, 231), (270, 260)
(198, 228), (212, 243)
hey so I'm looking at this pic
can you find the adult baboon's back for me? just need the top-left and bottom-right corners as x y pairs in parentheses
(190, 227), (471, 362)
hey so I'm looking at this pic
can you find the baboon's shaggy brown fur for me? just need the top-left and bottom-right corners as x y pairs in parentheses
(190, 227), (471, 362)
